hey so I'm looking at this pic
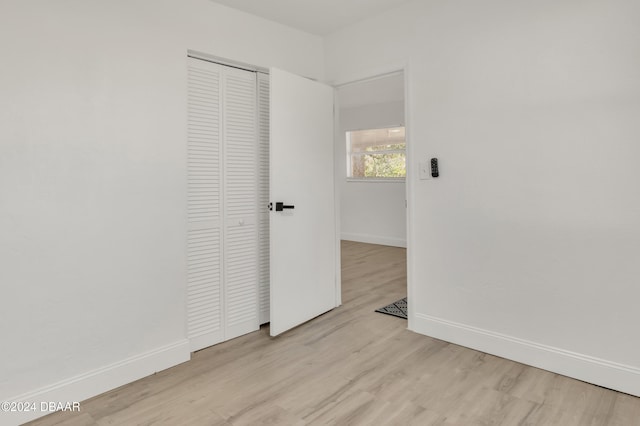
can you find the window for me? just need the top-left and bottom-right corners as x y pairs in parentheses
(346, 126), (406, 179)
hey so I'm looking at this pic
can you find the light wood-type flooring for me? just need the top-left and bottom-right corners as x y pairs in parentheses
(27, 241), (640, 425)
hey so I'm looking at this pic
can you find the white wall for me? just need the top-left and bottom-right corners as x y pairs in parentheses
(338, 99), (406, 247)
(0, 1), (323, 423)
(326, 0), (640, 396)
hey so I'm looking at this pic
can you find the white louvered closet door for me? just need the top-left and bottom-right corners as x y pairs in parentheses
(222, 66), (259, 340)
(187, 58), (224, 351)
(187, 58), (260, 350)
(257, 73), (270, 325)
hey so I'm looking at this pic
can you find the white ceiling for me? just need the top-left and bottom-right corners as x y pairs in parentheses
(209, 0), (414, 35)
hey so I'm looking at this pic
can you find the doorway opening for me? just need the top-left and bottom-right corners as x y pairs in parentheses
(335, 71), (409, 320)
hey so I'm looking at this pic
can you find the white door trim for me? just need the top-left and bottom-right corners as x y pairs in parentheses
(187, 49), (269, 75)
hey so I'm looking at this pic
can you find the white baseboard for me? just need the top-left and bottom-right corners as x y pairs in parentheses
(4, 340), (190, 425)
(412, 313), (640, 397)
(341, 232), (406, 248)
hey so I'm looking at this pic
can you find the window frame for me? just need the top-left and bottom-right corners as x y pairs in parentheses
(345, 125), (406, 182)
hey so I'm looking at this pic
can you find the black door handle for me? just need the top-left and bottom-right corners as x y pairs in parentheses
(274, 202), (294, 212)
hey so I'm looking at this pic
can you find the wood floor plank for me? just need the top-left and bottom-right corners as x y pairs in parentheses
(24, 241), (640, 426)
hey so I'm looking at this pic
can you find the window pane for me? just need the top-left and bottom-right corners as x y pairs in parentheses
(351, 152), (406, 178)
(347, 126), (406, 179)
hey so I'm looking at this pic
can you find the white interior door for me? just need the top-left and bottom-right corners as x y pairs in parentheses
(269, 68), (337, 337)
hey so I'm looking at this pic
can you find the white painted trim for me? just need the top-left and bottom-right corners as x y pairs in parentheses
(334, 90), (343, 308)
(342, 232), (406, 248)
(412, 313), (640, 397)
(334, 70), (404, 88)
(329, 63), (408, 87)
(187, 50), (269, 74)
(342, 123), (404, 132)
(6, 340), (190, 425)
(346, 178), (405, 183)
(403, 60), (415, 332)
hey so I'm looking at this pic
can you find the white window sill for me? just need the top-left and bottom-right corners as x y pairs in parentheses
(346, 178), (406, 183)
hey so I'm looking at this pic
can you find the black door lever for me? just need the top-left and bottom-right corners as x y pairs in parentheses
(275, 202), (294, 212)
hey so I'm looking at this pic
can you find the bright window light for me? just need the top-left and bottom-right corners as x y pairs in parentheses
(346, 126), (406, 179)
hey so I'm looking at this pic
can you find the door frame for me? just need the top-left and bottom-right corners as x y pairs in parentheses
(331, 62), (413, 329)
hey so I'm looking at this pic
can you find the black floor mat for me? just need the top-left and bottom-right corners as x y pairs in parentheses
(375, 297), (407, 319)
